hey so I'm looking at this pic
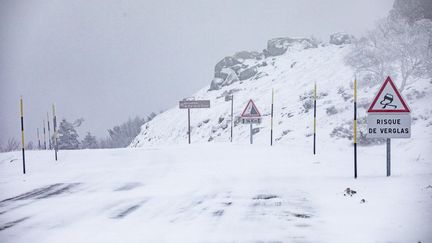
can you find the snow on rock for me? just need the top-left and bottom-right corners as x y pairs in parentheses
(329, 32), (355, 45)
(209, 37), (319, 91)
(264, 37), (318, 57)
(209, 51), (263, 91)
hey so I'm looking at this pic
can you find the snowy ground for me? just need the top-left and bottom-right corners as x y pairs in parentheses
(0, 140), (431, 242)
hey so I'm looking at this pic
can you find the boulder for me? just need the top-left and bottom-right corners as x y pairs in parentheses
(215, 56), (241, 75)
(208, 68), (240, 91)
(233, 51), (262, 60)
(265, 37), (317, 57)
(208, 78), (224, 91)
(221, 68), (239, 85)
(329, 32), (354, 45)
(238, 66), (258, 80)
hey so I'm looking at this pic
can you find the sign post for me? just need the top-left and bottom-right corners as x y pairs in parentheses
(270, 89), (274, 146)
(20, 96), (26, 174)
(367, 76), (411, 177)
(225, 95), (234, 142)
(249, 123), (253, 144)
(179, 100), (210, 144)
(240, 99), (262, 144)
(188, 108), (191, 144)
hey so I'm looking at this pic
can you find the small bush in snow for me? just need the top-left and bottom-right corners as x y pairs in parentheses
(302, 99), (313, 113)
(326, 106), (338, 115)
(330, 118), (386, 146)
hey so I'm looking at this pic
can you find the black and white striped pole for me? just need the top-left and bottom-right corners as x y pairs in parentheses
(270, 88), (274, 146)
(313, 83), (317, 155)
(225, 95), (234, 142)
(37, 128), (41, 150)
(43, 119), (47, 150)
(354, 78), (358, 179)
(52, 103), (58, 161)
(20, 96), (26, 174)
(47, 112), (51, 150)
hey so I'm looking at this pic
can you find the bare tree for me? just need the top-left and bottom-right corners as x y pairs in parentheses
(26, 141), (34, 150)
(346, 17), (432, 91)
(3, 138), (20, 152)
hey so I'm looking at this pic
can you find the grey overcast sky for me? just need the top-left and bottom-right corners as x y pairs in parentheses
(0, 0), (394, 147)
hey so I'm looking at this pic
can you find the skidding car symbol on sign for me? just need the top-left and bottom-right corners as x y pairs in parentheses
(367, 77), (410, 113)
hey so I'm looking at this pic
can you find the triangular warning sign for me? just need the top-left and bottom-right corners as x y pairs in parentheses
(241, 99), (261, 117)
(367, 76), (410, 113)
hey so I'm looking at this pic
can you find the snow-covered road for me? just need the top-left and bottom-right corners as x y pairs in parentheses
(0, 142), (431, 242)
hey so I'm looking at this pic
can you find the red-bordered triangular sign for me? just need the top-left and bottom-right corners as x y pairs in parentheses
(241, 99), (261, 117)
(367, 76), (410, 113)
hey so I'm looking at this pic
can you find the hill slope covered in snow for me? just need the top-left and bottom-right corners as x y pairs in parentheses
(130, 36), (432, 149)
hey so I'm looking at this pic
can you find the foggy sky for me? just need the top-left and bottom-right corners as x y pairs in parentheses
(0, 0), (394, 147)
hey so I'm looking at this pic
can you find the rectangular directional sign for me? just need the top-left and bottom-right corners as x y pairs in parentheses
(179, 100), (210, 109)
(367, 114), (411, 138)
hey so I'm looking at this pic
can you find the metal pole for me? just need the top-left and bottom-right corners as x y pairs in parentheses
(230, 95), (233, 142)
(52, 103), (58, 161)
(43, 119), (47, 150)
(20, 97), (26, 174)
(37, 128), (41, 150)
(270, 89), (274, 146)
(250, 123), (253, 144)
(47, 112), (51, 150)
(188, 108), (191, 144)
(386, 138), (391, 176)
(354, 78), (358, 179)
(313, 83), (316, 155)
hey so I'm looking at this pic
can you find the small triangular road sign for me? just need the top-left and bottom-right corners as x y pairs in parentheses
(241, 99), (261, 117)
(367, 76), (410, 113)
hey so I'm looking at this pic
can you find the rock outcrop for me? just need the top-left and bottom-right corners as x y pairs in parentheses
(265, 37), (317, 57)
(209, 37), (318, 91)
(329, 33), (355, 45)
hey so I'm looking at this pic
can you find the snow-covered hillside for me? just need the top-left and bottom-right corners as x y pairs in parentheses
(130, 37), (432, 148)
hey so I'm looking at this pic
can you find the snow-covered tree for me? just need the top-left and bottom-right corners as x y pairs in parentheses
(58, 119), (80, 150)
(81, 132), (98, 149)
(107, 116), (146, 148)
(390, 0), (432, 24)
(96, 113), (159, 149)
(345, 16), (432, 91)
